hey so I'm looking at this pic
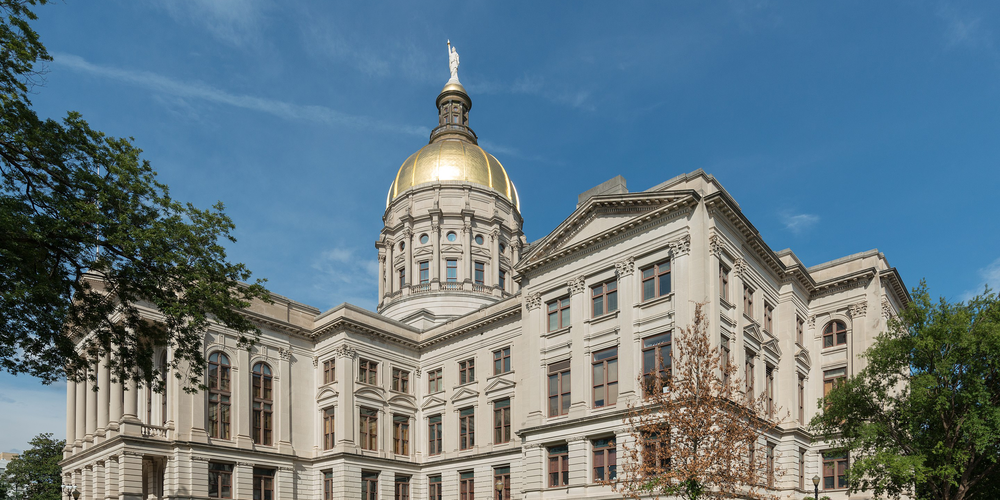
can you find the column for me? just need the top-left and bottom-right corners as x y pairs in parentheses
(336, 348), (355, 447)
(124, 378), (138, 419)
(109, 371), (123, 435)
(431, 219), (441, 283)
(75, 372), (87, 450)
(615, 258), (637, 400)
(119, 452), (143, 500)
(83, 465), (93, 500)
(489, 227), (500, 288)
(65, 378), (76, 455)
(236, 350), (252, 447)
(93, 460), (106, 500)
(567, 278), (587, 418)
(523, 293), (543, 427)
(377, 254), (385, 300)
(462, 223), (471, 282)
(97, 356), (110, 439)
(86, 368), (98, 446)
(105, 456), (119, 500)
(386, 239), (395, 295)
(278, 350), (292, 454)
(404, 229), (413, 290)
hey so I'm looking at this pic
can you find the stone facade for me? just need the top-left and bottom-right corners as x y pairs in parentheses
(61, 77), (909, 500)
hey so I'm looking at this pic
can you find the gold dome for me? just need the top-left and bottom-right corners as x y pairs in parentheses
(386, 140), (520, 210)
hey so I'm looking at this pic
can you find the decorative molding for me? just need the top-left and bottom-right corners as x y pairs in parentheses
(807, 315), (816, 328)
(190, 455), (211, 462)
(849, 302), (868, 319)
(668, 234), (692, 257)
(312, 356), (319, 367)
(568, 435), (589, 443)
(277, 466), (294, 472)
(709, 234), (723, 257)
(733, 257), (749, 277)
(567, 276), (586, 295)
(236, 461), (254, 467)
(526, 292), (542, 310)
(615, 257), (635, 277)
(278, 348), (292, 360)
(491, 228), (501, 241)
(122, 450), (145, 457)
(335, 344), (358, 360)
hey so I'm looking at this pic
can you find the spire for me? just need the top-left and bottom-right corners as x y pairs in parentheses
(431, 41), (476, 144)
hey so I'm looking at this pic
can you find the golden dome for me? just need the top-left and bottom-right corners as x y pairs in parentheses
(386, 140), (520, 210)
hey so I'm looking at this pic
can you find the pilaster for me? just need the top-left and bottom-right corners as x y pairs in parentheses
(86, 368), (98, 447)
(93, 460), (105, 500)
(97, 355), (110, 441)
(119, 452), (143, 500)
(234, 462), (254, 500)
(105, 456), (119, 500)
(278, 348), (293, 454)
(75, 371), (86, 450)
(65, 378), (76, 455)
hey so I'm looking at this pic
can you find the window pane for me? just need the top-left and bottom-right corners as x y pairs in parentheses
(593, 295), (604, 316)
(643, 279), (654, 300)
(607, 290), (618, 312)
(658, 273), (670, 296)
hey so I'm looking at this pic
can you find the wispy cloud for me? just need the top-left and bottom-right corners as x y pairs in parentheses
(478, 140), (565, 166)
(311, 246), (379, 311)
(780, 212), (820, 234)
(51, 53), (429, 137)
(960, 256), (1000, 301)
(155, 0), (270, 47)
(468, 75), (595, 111)
(938, 5), (994, 51)
(302, 25), (439, 83)
(0, 374), (65, 454)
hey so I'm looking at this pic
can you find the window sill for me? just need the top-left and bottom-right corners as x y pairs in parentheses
(637, 292), (674, 310)
(720, 297), (734, 309)
(543, 326), (571, 338)
(388, 389), (410, 396)
(743, 313), (757, 324)
(427, 389), (445, 397)
(587, 309), (619, 325)
(320, 381), (337, 388)
(453, 380), (477, 390)
(821, 345), (848, 355)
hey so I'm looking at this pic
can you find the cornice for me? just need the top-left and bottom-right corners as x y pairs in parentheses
(420, 301), (521, 348)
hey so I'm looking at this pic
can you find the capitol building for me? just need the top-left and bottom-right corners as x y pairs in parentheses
(60, 51), (909, 500)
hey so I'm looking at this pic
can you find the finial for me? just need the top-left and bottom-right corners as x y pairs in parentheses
(448, 40), (460, 83)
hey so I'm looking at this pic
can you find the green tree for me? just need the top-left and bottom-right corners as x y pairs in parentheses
(0, 0), (269, 390)
(812, 284), (1000, 500)
(0, 433), (64, 500)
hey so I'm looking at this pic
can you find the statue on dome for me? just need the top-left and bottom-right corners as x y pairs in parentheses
(447, 40), (460, 82)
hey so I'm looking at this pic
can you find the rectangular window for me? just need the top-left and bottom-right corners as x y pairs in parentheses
(393, 414), (409, 455)
(823, 452), (848, 490)
(745, 352), (755, 396)
(459, 358), (476, 384)
(361, 471), (378, 500)
(419, 261), (429, 284)
(394, 475), (410, 500)
(446, 259), (458, 282)
(428, 415), (442, 455)
(427, 368), (443, 393)
(591, 280), (618, 317)
(642, 431), (670, 470)
(323, 359), (335, 384)
(474, 261), (485, 285)
(323, 407), (335, 450)
(324, 471), (333, 500)
(592, 347), (618, 408)
(824, 367), (847, 400)
(208, 463), (233, 499)
(798, 375), (805, 424)
(499, 269), (506, 290)
(547, 360), (571, 417)
(767, 444), (776, 488)
(720, 264), (730, 301)
(796, 317), (804, 345)
(399, 268), (406, 287)
(428, 475), (442, 500)
(391, 368), (409, 393)
(253, 468), (275, 500)
(642, 332), (672, 395)
(641, 260), (671, 301)
(494, 467), (511, 500)
(459, 406), (475, 450)
(766, 366), (775, 416)
(592, 438), (617, 482)
(460, 471), (474, 500)
(744, 285), (754, 319)
(359, 359), (378, 385)
(359, 407), (378, 451)
(721, 336), (731, 388)
(763, 303), (773, 333)
(547, 297), (571, 332)
(548, 445), (570, 487)
(493, 398), (511, 444)
(493, 347), (511, 375)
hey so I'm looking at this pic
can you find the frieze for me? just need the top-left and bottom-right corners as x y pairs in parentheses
(567, 276), (586, 295)
(122, 450), (145, 457)
(615, 257), (635, 277)
(526, 292), (542, 310)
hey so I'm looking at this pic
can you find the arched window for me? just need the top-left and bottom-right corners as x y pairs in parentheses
(252, 362), (274, 445)
(823, 320), (847, 348)
(208, 352), (231, 439)
(160, 351), (168, 425)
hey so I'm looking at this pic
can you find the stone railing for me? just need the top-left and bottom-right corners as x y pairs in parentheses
(472, 284), (492, 294)
(140, 424), (168, 439)
(411, 283), (432, 294)
(440, 282), (463, 291)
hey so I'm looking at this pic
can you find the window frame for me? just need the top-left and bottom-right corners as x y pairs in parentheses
(796, 317), (804, 345)
(399, 267), (406, 288)
(591, 279), (618, 317)
(208, 462), (233, 499)
(719, 264), (730, 301)
(823, 320), (848, 348)
(641, 260), (671, 301)
(592, 438), (617, 482)
(548, 445), (570, 487)
(394, 475), (410, 500)
(323, 359), (335, 385)
(251, 362), (274, 446)
(459, 358), (476, 384)
(745, 352), (756, 396)
(798, 375), (805, 424)
(428, 475), (442, 500)
(546, 297), (571, 332)
(494, 467), (511, 500)
(547, 360), (571, 417)
(252, 467), (275, 500)
(459, 471), (475, 500)
(498, 269), (506, 291)
(823, 367), (847, 401)
(446, 259), (458, 282)
(359, 359), (378, 386)
(493, 347), (511, 375)
(474, 261), (485, 285)
(419, 260), (430, 284)
(391, 368), (410, 393)
(428, 414), (443, 456)
(493, 398), (511, 444)
(592, 347), (619, 408)
(207, 352), (231, 440)
(323, 471), (333, 500)
(427, 368), (443, 393)
(323, 407), (335, 450)
(361, 471), (378, 500)
(763, 302), (773, 333)
(459, 406), (475, 450)
(743, 285), (754, 319)
(393, 414), (410, 456)
(765, 365), (775, 417)
(359, 407), (378, 451)
(766, 443), (776, 488)
(642, 332), (672, 396)
(823, 452), (849, 490)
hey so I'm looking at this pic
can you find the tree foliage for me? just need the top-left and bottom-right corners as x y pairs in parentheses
(0, 0), (270, 390)
(0, 433), (64, 500)
(613, 303), (786, 500)
(812, 284), (1000, 500)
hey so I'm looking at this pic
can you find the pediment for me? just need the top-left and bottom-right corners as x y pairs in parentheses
(355, 386), (386, 403)
(743, 323), (763, 344)
(388, 393), (417, 410)
(450, 386), (480, 403)
(421, 395), (448, 410)
(519, 192), (692, 270)
(412, 247), (433, 258)
(795, 347), (812, 369)
(315, 387), (338, 400)
(483, 376), (516, 394)
(762, 338), (782, 358)
(441, 244), (463, 253)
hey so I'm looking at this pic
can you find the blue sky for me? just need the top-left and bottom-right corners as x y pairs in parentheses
(2, 0), (1000, 453)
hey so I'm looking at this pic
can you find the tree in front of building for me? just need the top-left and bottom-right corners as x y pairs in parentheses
(0, 433), (64, 500)
(613, 304), (785, 500)
(0, 0), (270, 391)
(812, 285), (1000, 500)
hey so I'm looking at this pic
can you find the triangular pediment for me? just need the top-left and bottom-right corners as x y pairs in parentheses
(762, 338), (782, 358)
(450, 386), (480, 403)
(484, 376), (516, 394)
(412, 247), (433, 258)
(315, 387), (338, 400)
(421, 395), (447, 410)
(744, 323), (763, 344)
(519, 192), (693, 270)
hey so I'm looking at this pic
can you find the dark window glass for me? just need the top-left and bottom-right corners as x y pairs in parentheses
(252, 362), (273, 446)
(419, 261), (429, 284)
(360, 407), (378, 451)
(823, 452), (848, 490)
(207, 352), (231, 440)
(446, 259), (458, 282)
(428, 415), (443, 455)
(429, 475), (442, 500)
(592, 438), (617, 482)
(494, 467), (511, 500)
(591, 280), (618, 317)
(547, 297), (570, 332)
(427, 368), (442, 393)
(459, 407), (475, 450)
(361, 472), (378, 500)
(548, 360), (571, 417)
(460, 471), (474, 500)
(493, 398), (511, 444)
(323, 407), (335, 450)
(393, 414), (409, 455)
(208, 463), (233, 499)
(392, 368), (409, 393)
(592, 347), (618, 408)
(252, 468), (274, 500)
(642, 333), (672, 395)
(474, 261), (485, 285)
(642, 261), (671, 300)
(824, 320), (848, 348)
(493, 347), (511, 374)
(359, 359), (378, 385)
(548, 445), (570, 487)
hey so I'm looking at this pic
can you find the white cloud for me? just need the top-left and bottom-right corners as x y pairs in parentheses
(311, 246), (379, 311)
(51, 53), (429, 137)
(780, 212), (820, 234)
(960, 256), (1000, 301)
(156, 0), (270, 47)
(938, 5), (994, 51)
